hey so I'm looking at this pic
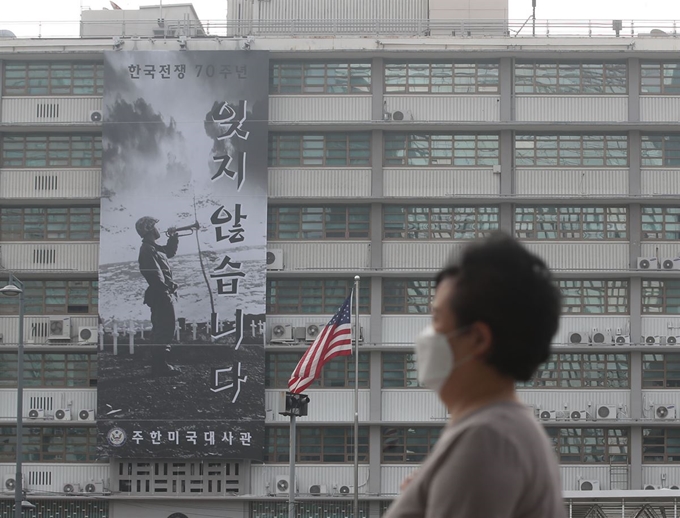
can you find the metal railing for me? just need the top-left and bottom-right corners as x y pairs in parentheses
(0, 18), (679, 40)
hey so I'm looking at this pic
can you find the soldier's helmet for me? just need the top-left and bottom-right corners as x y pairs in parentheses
(135, 216), (159, 238)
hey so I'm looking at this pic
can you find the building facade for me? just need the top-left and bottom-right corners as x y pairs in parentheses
(1, 3), (680, 517)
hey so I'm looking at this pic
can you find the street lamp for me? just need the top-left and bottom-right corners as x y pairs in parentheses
(0, 274), (27, 518)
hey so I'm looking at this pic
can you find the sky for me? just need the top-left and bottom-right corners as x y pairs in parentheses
(1, 0), (680, 38)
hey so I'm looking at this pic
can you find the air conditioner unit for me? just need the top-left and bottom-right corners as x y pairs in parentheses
(614, 334), (631, 345)
(667, 336), (680, 346)
(591, 328), (613, 345)
(3, 474), (23, 493)
(579, 479), (600, 491)
(654, 404), (676, 420)
(338, 484), (352, 495)
(637, 257), (659, 270)
(645, 484), (662, 490)
(386, 109), (413, 122)
(275, 475), (295, 496)
(568, 331), (590, 345)
(570, 410), (588, 421)
(643, 335), (666, 346)
(270, 324), (294, 343)
(596, 404), (617, 420)
(670, 485), (680, 490)
(63, 482), (81, 494)
(78, 409), (96, 422)
(47, 317), (71, 341)
(83, 480), (104, 494)
(305, 324), (325, 342)
(89, 110), (103, 123)
(266, 249), (284, 271)
(54, 408), (72, 421)
(540, 410), (557, 420)
(662, 258), (680, 270)
(78, 326), (99, 344)
(28, 409), (45, 419)
(309, 484), (328, 496)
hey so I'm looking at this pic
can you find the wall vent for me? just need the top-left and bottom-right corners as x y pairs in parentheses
(33, 248), (57, 264)
(28, 396), (54, 412)
(36, 103), (60, 119)
(34, 175), (58, 190)
(28, 470), (53, 487)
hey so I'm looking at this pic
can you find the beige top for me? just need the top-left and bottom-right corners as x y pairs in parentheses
(383, 401), (566, 518)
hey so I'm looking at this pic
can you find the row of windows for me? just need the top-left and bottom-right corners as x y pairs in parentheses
(8, 61), (677, 96)
(0, 207), (100, 241)
(1, 133), (679, 168)
(2, 204), (677, 243)
(0, 280), (98, 315)
(267, 205), (680, 242)
(263, 426), (680, 464)
(0, 426), (99, 463)
(13, 351), (680, 390)
(0, 277), (676, 316)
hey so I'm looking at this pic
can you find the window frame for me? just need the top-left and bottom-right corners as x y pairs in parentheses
(515, 206), (628, 241)
(514, 61), (628, 95)
(640, 62), (680, 95)
(545, 427), (629, 464)
(268, 132), (371, 167)
(641, 206), (680, 240)
(384, 133), (500, 167)
(269, 61), (372, 95)
(642, 353), (680, 388)
(557, 279), (629, 314)
(641, 134), (680, 168)
(267, 279), (370, 315)
(0, 279), (98, 315)
(381, 352), (419, 388)
(382, 279), (435, 314)
(514, 134), (629, 167)
(0, 206), (100, 241)
(0, 352), (97, 388)
(517, 353), (630, 389)
(3, 61), (104, 96)
(381, 426), (443, 463)
(267, 205), (371, 240)
(643, 427), (680, 463)
(265, 352), (369, 389)
(1, 134), (103, 168)
(0, 426), (98, 462)
(384, 61), (500, 94)
(642, 279), (680, 314)
(264, 426), (369, 463)
(383, 205), (500, 240)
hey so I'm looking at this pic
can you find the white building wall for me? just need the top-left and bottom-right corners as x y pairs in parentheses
(383, 95), (500, 122)
(0, 388), (96, 421)
(1, 97), (102, 124)
(382, 315), (429, 346)
(514, 169), (629, 197)
(554, 316), (631, 346)
(0, 463), (109, 495)
(253, 0), (428, 23)
(560, 466), (615, 491)
(515, 96), (628, 122)
(0, 316), (99, 345)
(642, 466), (680, 489)
(640, 97), (680, 122)
(0, 242), (98, 273)
(517, 390), (631, 418)
(640, 169), (680, 196)
(269, 96), (372, 123)
(268, 168), (372, 198)
(265, 389), (371, 423)
(381, 390), (447, 422)
(250, 464), (370, 497)
(0, 169), (101, 199)
(524, 242), (630, 272)
(641, 317), (680, 337)
(266, 315), (371, 343)
(382, 242), (465, 271)
(383, 168), (499, 197)
(268, 241), (370, 271)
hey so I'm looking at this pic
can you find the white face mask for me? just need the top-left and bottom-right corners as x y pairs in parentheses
(415, 325), (471, 393)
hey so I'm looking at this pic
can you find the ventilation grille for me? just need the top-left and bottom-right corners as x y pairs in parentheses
(29, 396), (54, 411)
(34, 175), (58, 190)
(31, 322), (49, 339)
(33, 248), (56, 264)
(36, 103), (59, 118)
(27, 470), (53, 487)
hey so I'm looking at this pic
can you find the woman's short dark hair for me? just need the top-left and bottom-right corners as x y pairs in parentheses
(435, 232), (561, 381)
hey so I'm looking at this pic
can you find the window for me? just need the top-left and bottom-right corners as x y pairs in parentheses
(382, 279), (435, 314)
(544, 428), (628, 463)
(0, 426), (98, 462)
(0, 501), (108, 517)
(643, 280), (680, 314)
(252, 502), (369, 518)
(267, 279), (370, 314)
(268, 133), (370, 167)
(265, 426), (369, 463)
(643, 428), (680, 462)
(265, 352), (369, 388)
(642, 354), (680, 388)
(0, 206), (100, 241)
(558, 279), (628, 314)
(268, 206), (370, 239)
(382, 426), (443, 463)
(384, 133), (500, 166)
(515, 62), (627, 94)
(642, 207), (680, 240)
(517, 353), (629, 388)
(384, 206), (499, 240)
(515, 135), (628, 167)
(384, 62), (499, 94)
(0, 279), (98, 315)
(641, 62), (680, 95)
(1, 134), (102, 168)
(3, 61), (104, 96)
(382, 352), (418, 388)
(269, 62), (371, 94)
(515, 206), (628, 240)
(641, 135), (680, 167)
(0, 353), (97, 388)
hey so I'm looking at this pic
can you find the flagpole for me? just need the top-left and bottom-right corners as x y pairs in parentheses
(353, 275), (360, 518)
(288, 412), (296, 518)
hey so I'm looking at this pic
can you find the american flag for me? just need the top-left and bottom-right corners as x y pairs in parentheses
(288, 293), (354, 394)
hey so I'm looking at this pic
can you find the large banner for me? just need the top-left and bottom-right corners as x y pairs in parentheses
(97, 51), (268, 459)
